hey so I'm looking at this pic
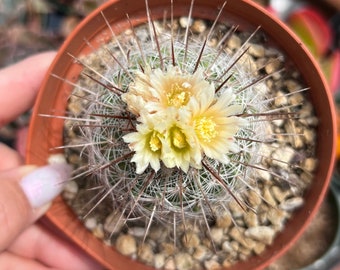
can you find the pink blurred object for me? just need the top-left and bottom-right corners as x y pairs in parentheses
(287, 7), (333, 58)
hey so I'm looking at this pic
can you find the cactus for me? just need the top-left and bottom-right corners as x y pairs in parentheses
(60, 0), (316, 258)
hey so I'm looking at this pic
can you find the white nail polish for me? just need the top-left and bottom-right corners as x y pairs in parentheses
(20, 163), (72, 208)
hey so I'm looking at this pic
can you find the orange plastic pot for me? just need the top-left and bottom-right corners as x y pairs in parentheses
(26, 0), (337, 269)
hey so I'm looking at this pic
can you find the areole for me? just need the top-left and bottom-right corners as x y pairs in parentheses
(26, 0), (336, 269)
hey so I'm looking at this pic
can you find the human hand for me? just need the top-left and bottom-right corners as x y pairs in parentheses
(0, 53), (102, 270)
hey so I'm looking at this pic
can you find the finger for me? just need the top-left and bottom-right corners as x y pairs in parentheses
(0, 252), (55, 270)
(9, 223), (103, 270)
(0, 51), (56, 127)
(0, 143), (23, 170)
(15, 126), (28, 158)
(0, 163), (71, 252)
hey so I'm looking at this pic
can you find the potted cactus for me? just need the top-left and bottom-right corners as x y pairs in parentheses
(26, 0), (336, 269)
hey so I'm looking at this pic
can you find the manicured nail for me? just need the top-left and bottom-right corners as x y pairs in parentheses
(20, 163), (72, 208)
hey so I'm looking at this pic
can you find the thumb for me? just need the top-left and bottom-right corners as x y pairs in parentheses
(0, 163), (71, 252)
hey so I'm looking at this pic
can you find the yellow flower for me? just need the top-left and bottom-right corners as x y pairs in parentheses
(124, 108), (201, 173)
(123, 66), (246, 173)
(122, 66), (214, 115)
(161, 108), (201, 172)
(121, 67), (157, 116)
(123, 114), (165, 174)
(190, 88), (247, 163)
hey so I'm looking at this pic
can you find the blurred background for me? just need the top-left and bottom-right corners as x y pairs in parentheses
(0, 0), (339, 269)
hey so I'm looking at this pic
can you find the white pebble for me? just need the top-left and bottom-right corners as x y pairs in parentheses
(245, 226), (275, 245)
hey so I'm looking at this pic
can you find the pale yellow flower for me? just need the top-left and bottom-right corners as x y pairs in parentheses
(121, 67), (157, 116)
(190, 88), (247, 163)
(123, 114), (166, 174)
(122, 66), (214, 115)
(123, 66), (246, 173)
(160, 108), (201, 172)
(123, 108), (201, 173)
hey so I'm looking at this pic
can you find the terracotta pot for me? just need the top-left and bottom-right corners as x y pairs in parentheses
(26, 0), (337, 269)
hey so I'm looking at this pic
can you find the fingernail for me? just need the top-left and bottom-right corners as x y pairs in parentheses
(20, 163), (72, 208)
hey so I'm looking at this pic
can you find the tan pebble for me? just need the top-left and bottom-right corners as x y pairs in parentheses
(207, 38), (217, 47)
(238, 53), (257, 72)
(68, 154), (82, 165)
(303, 128), (316, 144)
(204, 259), (221, 270)
(271, 71), (282, 80)
(222, 241), (233, 253)
(265, 58), (282, 74)
(256, 168), (272, 182)
(154, 254), (165, 269)
(280, 197), (304, 211)
(271, 186), (291, 203)
(104, 212), (124, 235)
(230, 241), (240, 252)
(238, 245), (252, 257)
(182, 232), (200, 249)
(229, 227), (256, 249)
(299, 102), (313, 118)
(258, 204), (269, 224)
(303, 157), (318, 172)
(148, 226), (168, 242)
(92, 225), (105, 239)
(193, 245), (210, 261)
(239, 253), (249, 261)
(271, 146), (296, 169)
(245, 226), (275, 245)
(263, 187), (277, 206)
(202, 238), (213, 249)
(248, 43), (265, 58)
(174, 253), (194, 270)
(115, 234), (137, 256)
(161, 243), (177, 256)
(300, 172), (313, 186)
(216, 214), (232, 228)
(192, 19), (206, 33)
(210, 227), (224, 245)
(267, 207), (287, 229)
(227, 34), (241, 50)
(243, 211), (259, 228)
(228, 200), (244, 218)
(235, 218), (245, 227)
(247, 189), (262, 207)
(284, 122), (304, 149)
(289, 92), (305, 105)
(138, 244), (154, 265)
(272, 119), (285, 128)
(179, 17), (192, 28)
(305, 116), (319, 127)
(222, 259), (232, 268)
(253, 241), (267, 255)
(285, 79), (302, 92)
(291, 133), (304, 149)
(164, 258), (176, 270)
(68, 100), (83, 115)
(274, 91), (288, 107)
